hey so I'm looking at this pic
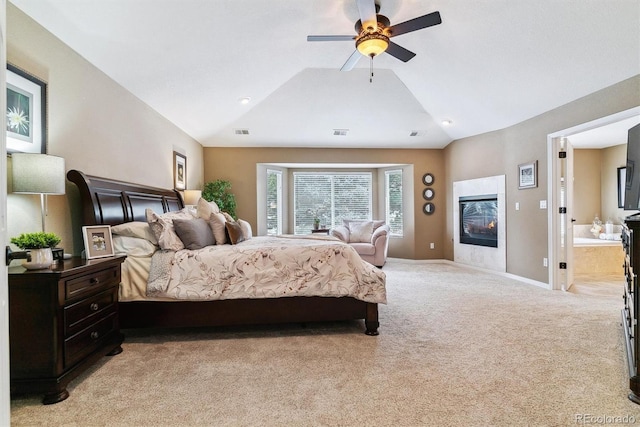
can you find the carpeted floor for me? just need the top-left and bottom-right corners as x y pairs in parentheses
(10, 259), (640, 426)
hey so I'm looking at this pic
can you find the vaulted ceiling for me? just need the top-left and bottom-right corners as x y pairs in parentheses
(9, 0), (640, 149)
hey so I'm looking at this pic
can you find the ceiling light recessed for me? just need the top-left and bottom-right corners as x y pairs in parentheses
(239, 97), (251, 105)
(441, 120), (453, 126)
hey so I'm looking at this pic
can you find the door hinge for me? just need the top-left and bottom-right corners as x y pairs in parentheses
(559, 151), (567, 158)
(559, 262), (567, 269)
(559, 207), (567, 214)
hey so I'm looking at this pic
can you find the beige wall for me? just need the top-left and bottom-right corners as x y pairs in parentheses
(6, 4), (203, 256)
(574, 144), (632, 226)
(574, 149), (602, 224)
(444, 75), (640, 283)
(204, 147), (445, 259)
(601, 143), (633, 223)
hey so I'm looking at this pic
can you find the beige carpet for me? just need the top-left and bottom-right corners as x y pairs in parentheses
(10, 260), (640, 426)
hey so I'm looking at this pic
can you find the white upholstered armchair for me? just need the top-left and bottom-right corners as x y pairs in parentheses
(330, 220), (390, 268)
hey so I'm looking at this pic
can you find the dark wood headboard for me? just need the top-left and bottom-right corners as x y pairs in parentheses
(67, 169), (184, 226)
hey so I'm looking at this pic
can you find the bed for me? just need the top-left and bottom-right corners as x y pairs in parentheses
(67, 169), (384, 335)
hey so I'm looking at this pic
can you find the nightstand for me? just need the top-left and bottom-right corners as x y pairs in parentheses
(9, 255), (126, 404)
(311, 228), (330, 235)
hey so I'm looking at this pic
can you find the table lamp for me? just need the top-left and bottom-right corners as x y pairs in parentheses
(11, 153), (66, 232)
(183, 189), (202, 208)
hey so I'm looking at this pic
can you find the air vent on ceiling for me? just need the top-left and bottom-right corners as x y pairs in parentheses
(333, 129), (349, 136)
(234, 129), (250, 135)
(410, 130), (425, 137)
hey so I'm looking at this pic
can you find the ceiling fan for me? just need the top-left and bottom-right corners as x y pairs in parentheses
(307, 0), (442, 71)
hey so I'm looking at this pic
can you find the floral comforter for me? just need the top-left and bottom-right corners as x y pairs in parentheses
(147, 235), (386, 304)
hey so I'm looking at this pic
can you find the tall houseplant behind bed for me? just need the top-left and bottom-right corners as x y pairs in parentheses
(66, 169), (381, 335)
(202, 179), (237, 219)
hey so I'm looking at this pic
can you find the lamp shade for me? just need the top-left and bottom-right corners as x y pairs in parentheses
(183, 189), (202, 206)
(12, 153), (66, 195)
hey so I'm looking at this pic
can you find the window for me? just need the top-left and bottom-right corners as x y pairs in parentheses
(385, 169), (403, 236)
(293, 172), (372, 234)
(266, 169), (282, 235)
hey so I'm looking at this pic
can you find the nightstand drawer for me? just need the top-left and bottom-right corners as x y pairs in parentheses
(64, 312), (118, 368)
(64, 265), (120, 301)
(64, 288), (118, 336)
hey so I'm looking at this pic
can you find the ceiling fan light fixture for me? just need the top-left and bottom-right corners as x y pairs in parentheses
(356, 32), (389, 57)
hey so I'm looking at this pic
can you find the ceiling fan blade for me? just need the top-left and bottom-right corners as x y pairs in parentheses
(340, 50), (362, 71)
(385, 41), (416, 62)
(388, 11), (441, 37)
(356, 0), (378, 31)
(307, 35), (356, 42)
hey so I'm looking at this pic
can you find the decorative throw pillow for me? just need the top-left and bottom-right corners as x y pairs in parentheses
(111, 221), (158, 245)
(237, 219), (252, 240)
(196, 197), (220, 219)
(225, 221), (247, 245)
(172, 218), (215, 250)
(348, 221), (374, 243)
(343, 219), (384, 231)
(222, 212), (235, 223)
(203, 212), (228, 245)
(145, 208), (195, 251)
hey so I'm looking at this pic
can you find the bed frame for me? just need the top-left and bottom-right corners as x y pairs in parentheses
(67, 169), (380, 335)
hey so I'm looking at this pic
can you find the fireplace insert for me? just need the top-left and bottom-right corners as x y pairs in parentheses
(459, 195), (498, 248)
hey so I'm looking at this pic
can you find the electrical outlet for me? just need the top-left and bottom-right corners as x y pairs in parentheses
(543, 257), (548, 267)
(540, 200), (547, 209)
(430, 243), (435, 249)
(515, 202), (520, 211)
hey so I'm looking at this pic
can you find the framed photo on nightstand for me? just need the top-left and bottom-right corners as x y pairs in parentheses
(82, 225), (114, 259)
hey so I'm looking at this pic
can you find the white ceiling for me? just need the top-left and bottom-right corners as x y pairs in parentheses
(9, 0), (640, 149)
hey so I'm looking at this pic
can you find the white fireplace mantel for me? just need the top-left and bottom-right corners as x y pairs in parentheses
(453, 175), (506, 272)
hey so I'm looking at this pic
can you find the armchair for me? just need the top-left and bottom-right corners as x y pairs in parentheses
(330, 220), (390, 268)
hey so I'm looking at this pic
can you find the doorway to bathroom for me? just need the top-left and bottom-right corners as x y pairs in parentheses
(548, 107), (640, 294)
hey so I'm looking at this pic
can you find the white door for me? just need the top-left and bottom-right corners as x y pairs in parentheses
(1, 0), (11, 423)
(554, 136), (575, 291)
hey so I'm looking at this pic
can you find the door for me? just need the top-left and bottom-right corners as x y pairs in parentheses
(552, 136), (575, 291)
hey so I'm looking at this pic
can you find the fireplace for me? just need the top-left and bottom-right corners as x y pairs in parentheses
(459, 194), (498, 248)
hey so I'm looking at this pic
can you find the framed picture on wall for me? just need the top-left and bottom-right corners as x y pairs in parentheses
(518, 160), (537, 189)
(618, 166), (627, 208)
(173, 151), (187, 190)
(6, 64), (47, 154)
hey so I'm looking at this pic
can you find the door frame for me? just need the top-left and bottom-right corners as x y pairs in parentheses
(547, 106), (640, 290)
(1, 0), (10, 423)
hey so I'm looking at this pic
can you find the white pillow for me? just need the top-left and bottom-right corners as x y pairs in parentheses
(145, 208), (196, 251)
(113, 235), (158, 257)
(111, 221), (158, 245)
(344, 219), (384, 231)
(237, 218), (252, 240)
(197, 197), (220, 219)
(204, 212), (228, 245)
(348, 221), (374, 243)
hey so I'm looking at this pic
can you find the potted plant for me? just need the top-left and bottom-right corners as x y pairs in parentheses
(306, 208), (323, 230)
(202, 179), (237, 219)
(10, 232), (61, 270)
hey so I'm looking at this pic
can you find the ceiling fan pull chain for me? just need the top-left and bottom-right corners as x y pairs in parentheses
(370, 55), (374, 83)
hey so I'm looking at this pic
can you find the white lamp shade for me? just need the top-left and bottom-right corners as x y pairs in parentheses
(12, 153), (66, 195)
(183, 189), (202, 206)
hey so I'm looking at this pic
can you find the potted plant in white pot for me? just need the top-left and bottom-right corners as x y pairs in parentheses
(10, 232), (61, 270)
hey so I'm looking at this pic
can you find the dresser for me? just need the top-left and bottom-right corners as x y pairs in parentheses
(9, 255), (125, 404)
(622, 217), (640, 404)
